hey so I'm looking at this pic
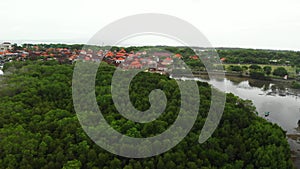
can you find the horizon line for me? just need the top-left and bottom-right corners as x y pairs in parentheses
(1, 39), (300, 52)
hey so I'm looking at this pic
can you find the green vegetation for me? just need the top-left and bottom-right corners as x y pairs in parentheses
(249, 64), (262, 70)
(22, 43), (84, 50)
(248, 65), (266, 80)
(291, 81), (300, 89)
(217, 48), (299, 79)
(273, 67), (288, 77)
(249, 70), (266, 80)
(228, 65), (243, 72)
(0, 61), (294, 168)
(223, 64), (292, 80)
(217, 48), (300, 66)
(263, 66), (272, 76)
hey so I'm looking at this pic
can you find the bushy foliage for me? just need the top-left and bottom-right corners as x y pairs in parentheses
(273, 67), (288, 77)
(217, 48), (300, 66)
(0, 61), (294, 168)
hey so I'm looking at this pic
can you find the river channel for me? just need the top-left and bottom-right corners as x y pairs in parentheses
(177, 75), (300, 168)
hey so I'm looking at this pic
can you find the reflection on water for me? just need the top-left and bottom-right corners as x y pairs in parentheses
(175, 75), (300, 168)
(207, 76), (300, 168)
(201, 76), (300, 133)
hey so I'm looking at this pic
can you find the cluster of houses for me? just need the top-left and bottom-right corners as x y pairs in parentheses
(0, 42), (202, 74)
(0, 42), (80, 68)
(0, 42), (17, 69)
(0, 42), (13, 51)
(78, 48), (197, 73)
(0, 42), (31, 67)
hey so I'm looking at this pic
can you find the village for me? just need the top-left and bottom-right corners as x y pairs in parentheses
(1, 42), (297, 79)
(0, 42), (203, 74)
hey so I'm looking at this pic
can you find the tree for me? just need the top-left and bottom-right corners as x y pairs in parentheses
(62, 160), (82, 169)
(249, 64), (262, 70)
(133, 161), (143, 169)
(230, 65), (243, 72)
(273, 67), (288, 77)
(250, 70), (266, 80)
(263, 66), (272, 76)
(123, 164), (133, 169)
(109, 158), (121, 169)
(157, 157), (165, 169)
(292, 81), (300, 89)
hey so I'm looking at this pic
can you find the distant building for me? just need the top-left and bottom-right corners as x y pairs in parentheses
(190, 55), (199, 60)
(0, 42), (12, 51)
(161, 57), (173, 65)
(220, 57), (226, 62)
(129, 59), (142, 69)
(115, 57), (125, 64)
(269, 59), (279, 63)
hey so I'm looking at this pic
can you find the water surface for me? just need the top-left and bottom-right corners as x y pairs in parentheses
(178, 75), (300, 168)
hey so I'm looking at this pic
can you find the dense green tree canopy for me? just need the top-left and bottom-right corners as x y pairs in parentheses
(263, 66), (272, 76)
(249, 64), (262, 70)
(273, 67), (288, 77)
(0, 61), (294, 168)
(217, 48), (300, 67)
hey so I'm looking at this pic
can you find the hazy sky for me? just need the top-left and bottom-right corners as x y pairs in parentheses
(1, 0), (300, 50)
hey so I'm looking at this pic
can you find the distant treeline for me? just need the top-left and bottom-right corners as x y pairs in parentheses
(217, 48), (300, 66)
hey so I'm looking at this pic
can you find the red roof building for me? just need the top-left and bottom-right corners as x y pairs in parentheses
(190, 55), (199, 60)
(174, 54), (182, 58)
(115, 57), (125, 63)
(129, 60), (142, 69)
(119, 48), (126, 53)
(105, 51), (114, 57)
(161, 57), (173, 65)
(116, 52), (125, 57)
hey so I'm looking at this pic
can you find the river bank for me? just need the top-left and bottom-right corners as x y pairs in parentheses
(172, 74), (300, 168)
(189, 71), (298, 86)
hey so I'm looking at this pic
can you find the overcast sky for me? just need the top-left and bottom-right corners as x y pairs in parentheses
(1, 0), (300, 50)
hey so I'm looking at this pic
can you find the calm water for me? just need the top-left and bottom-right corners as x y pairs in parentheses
(177, 75), (300, 168)
(202, 76), (300, 132)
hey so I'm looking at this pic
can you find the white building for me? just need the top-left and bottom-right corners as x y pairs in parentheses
(0, 42), (12, 51)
